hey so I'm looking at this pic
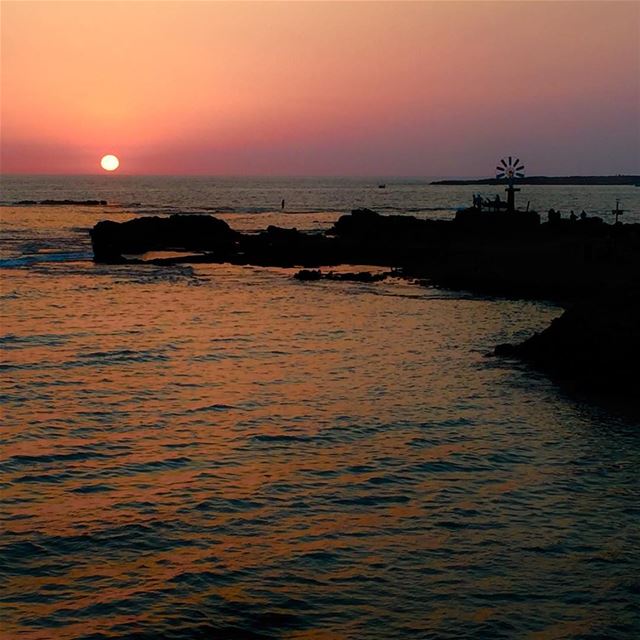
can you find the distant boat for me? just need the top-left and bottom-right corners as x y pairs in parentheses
(378, 184), (386, 189)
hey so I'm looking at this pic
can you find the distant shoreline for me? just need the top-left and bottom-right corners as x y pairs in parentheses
(431, 175), (640, 186)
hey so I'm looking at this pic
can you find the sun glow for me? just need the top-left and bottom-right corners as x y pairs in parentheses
(100, 155), (119, 171)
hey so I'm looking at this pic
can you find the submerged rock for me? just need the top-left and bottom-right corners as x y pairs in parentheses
(294, 269), (323, 281)
(325, 271), (390, 282)
(294, 269), (392, 282)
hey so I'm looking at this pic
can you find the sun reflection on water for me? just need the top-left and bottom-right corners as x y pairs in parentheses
(1, 207), (639, 639)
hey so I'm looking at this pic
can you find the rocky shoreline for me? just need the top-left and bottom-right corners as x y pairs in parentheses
(495, 292), (639, 393)
(90, 207), (640, 396)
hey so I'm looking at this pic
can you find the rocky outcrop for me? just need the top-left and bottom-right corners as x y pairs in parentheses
(90, 215), (239, 262)
(88, 208), (640, 395)
(90, 209), (640, 299)
(234, 225), (344, 268)
(495, 292), (640, 392)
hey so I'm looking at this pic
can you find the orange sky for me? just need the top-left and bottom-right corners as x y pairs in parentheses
(1, 1), (638, 176)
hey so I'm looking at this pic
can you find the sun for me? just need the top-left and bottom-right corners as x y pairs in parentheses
(100, 154), (120, 171)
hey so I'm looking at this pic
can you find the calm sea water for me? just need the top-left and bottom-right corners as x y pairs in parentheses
(1, 176), (639, 639)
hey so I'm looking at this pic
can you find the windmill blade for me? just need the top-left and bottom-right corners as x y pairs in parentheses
(515, 164), (525, 171)
(496, 167), (504, 172)
(516, 172), (525, 178)
(513, 158), (520, 168)
(508, 156), (512, 166)
(496, 174), (505, 180)
(500, 159), (507, 167)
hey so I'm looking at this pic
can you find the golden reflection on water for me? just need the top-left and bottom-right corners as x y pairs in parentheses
(2, 206), (640, 639)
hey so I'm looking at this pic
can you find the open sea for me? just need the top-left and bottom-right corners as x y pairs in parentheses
(1, 176), (639, 639)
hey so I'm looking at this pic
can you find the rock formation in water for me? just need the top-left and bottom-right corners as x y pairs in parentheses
(495, 292), (640, 393)
(90, 215), (239, 262)
(90, 208), (640, 296)
(89, 208), (640, 394)
(294, 269), (392, 282)
(90, 209), (640, 291)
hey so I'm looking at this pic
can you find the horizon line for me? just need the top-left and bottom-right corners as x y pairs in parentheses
(2, 172), (639, 180)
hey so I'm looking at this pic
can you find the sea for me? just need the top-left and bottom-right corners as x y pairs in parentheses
(1, 176), (639, 639)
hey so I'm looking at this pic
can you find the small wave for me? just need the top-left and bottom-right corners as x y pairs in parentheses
(0, 251), (91, 268)
(0, 333), (69, 349)
(2, 348), (172, 371)
(2, 451), (113, 470)
(69, 483), (115, 494)
(185, 403), (238, 414)
(332, 494), (411, 506)
(75, 348), (172, 365)
(249, 433), (315, 444)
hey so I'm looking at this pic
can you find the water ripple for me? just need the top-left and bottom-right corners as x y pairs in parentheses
(1, 238), (639, 638)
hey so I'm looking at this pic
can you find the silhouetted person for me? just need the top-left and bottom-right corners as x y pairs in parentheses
(570, 211), (577, 222)
(580, 210), (587, 221)
(548, 208), (561, 224)
(281, 199), (285, 210)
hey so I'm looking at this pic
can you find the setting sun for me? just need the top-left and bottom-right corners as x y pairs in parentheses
(1, 2), (639, 639)
(100, 154), (119, 171)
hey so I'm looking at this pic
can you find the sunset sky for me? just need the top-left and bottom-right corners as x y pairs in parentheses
(1, 1), (638, 176)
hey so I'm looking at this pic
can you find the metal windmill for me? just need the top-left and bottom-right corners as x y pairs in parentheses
(496, 156), (525, 212)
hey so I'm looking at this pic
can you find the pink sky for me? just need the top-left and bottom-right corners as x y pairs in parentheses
(1, 1), (638, 176)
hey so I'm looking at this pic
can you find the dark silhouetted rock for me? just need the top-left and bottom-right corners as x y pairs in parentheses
(294, 269), (322, 281)
(90, 214), (239, 262)
(88, 208), (640, 396)
(90, 209), (640, 300)
(454, 208), (540, 230)
(495, 292), (640, 393)
(293, 269), (392, 283)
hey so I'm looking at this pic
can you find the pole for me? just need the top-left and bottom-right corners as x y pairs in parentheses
(506, 183), (520, 212)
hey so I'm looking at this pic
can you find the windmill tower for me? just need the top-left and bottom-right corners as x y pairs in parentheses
(496, 157), (525, 212)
